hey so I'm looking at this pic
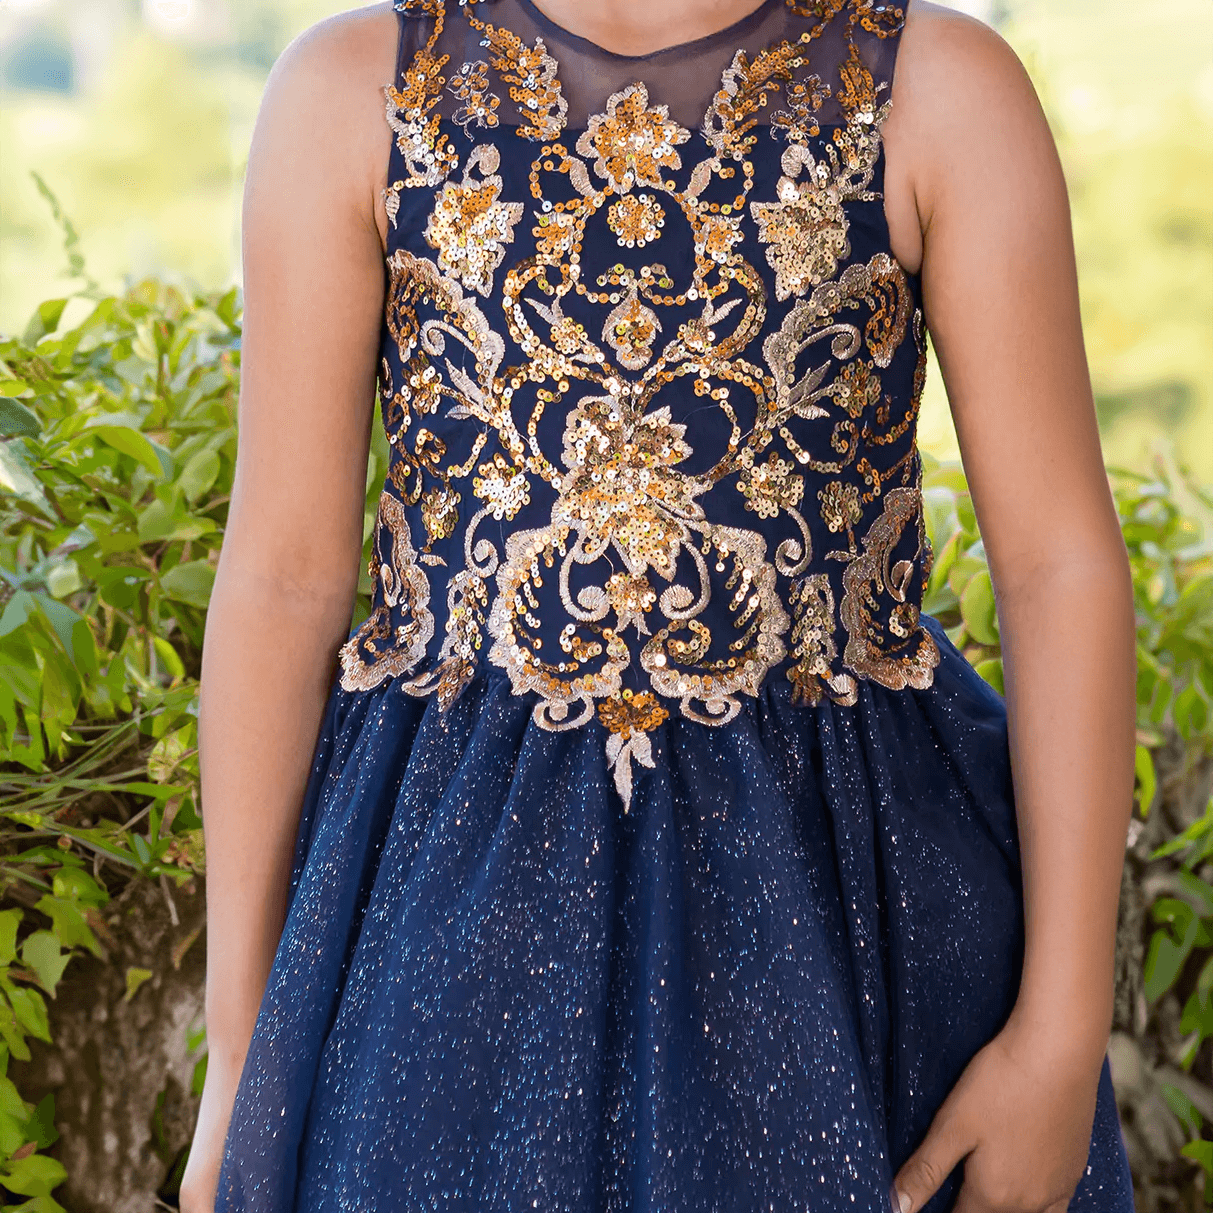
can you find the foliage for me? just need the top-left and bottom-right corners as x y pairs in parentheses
(0, 275), (1209, 1200)
(0, 212), (396, 1198)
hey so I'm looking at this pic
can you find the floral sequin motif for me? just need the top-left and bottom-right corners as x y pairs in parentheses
(577, 85), (690, 193)
(838, 486), (938, 689)
(424, 144), (523, 297)
(473, 452), (530, 520)
(338, 491), (435, 692)
(750, 43), (889, 300)
(608, 194), (666, 248)
(598, 690), (669, 811)
(447, 59), (501, 135)
(382, 0), (458, 225)
(556, 398), (701, 580)
(737, 451), (804, 519)
(751, 144), (852, 300)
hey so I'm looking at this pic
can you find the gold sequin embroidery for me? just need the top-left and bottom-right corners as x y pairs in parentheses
(352, 0), (933, 781)
(383, 0), (458, 224)
(598, 690), (669, 811)
(837, 486), (939, 689)
(464, 9), (568, 142)
(448, 59), (501, 135)
(424, 143), (524, 297)
(339, 491), (436, 692)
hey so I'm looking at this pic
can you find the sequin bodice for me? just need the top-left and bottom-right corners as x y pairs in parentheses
(339, 0), (936, 801)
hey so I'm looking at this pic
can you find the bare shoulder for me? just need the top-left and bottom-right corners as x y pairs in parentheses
(248, 3), (400, 239)
(882, 1), (1061, 270)
(268, 2), (399, 96)
(892, 0), (1043, 132)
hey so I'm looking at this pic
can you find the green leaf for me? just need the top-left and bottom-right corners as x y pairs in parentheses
(136, 497), (178, 544)
(191, 1051), (209, 1098)
(5, 988), (50, 1044)
(0, 1150), (69, 1197)
(159, 559), (215, 608)
(0, 912), (22, 968)
(123, 967), (153, 1002)
(19, 934), (70, 997)
(24, 1093), (58, 1151)
(1150, 798), (1213, 863)
(2, 1196), (70, 1213)
(1145, 902), (1201, 1002)
(0, 997), (31, 1062)
(0, 442), (52, 517)
(0, 1073), (29, 1156)
(1173, 680), (1208, 739)
(959, 569), (999, 647)
(178, 447), (221, 503)
(32, 898), (97, 957)
(70, 617), (98, 680)
(0, 398), (41, 438)
(22, 299), (67, 346)
(973, 658), (1004, 695)
(43, 560), (81, 601)
(1181, 1138), (1213, 1180)
(151, 636), (186, 683)
(95, 566), (151, 612)
(1134, 744), (1157, 818)
(50, 867), (107, 909)
(84, 424), (162, 477)
(1, 1197), (70, 1213)
(1161, 1082), (1203, 1137)
(131, 834), (153, 867)
(1180, 982), (1213, 1042)
(20, 1094), (58, 1154)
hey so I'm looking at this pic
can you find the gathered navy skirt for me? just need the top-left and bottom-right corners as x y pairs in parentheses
(216, 615), (1133, 1211)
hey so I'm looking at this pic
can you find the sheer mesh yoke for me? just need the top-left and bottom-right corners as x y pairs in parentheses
(396, 0), (903, 130)
(214, 4), (1135, 1210)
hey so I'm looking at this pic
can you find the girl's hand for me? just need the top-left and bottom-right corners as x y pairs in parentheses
(892, 1016), (1104, 1213)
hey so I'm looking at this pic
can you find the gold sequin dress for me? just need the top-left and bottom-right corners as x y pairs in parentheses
(217, 2), (1134, 1208)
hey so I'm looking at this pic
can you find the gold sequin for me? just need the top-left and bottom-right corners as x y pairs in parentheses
(382, 1), (458, 220)
(339, 491), (436, 691)
(837, 487), (939, 689)
(598, 690), (669, 812)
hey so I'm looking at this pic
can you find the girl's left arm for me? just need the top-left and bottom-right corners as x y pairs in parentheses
(881, 5), (1137, 1212)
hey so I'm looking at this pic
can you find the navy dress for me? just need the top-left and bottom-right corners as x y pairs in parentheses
(217, 1), (1135, 1208)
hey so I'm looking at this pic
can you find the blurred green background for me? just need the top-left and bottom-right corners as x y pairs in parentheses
(1, 0), (1211, 477)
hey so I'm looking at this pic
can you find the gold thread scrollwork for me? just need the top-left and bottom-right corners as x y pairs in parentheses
(338, 492), (436, 692)
(837, 486), (939, 690)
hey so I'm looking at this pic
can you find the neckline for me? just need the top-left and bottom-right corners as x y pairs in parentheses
(514, 0), (786, 64)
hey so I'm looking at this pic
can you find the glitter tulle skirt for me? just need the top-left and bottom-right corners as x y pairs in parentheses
(216, 615), (1133, 1212)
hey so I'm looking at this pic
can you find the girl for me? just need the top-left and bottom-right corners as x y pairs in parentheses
(182, 2), (1138, 1209)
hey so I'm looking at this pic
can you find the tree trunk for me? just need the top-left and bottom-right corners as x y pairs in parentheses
(10, 874), (206, 1213)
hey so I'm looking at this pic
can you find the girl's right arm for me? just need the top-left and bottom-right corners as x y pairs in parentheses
(179, 8), (398, 1209)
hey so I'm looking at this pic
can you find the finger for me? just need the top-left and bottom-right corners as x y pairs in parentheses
(892, 1102), (976, 1213)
